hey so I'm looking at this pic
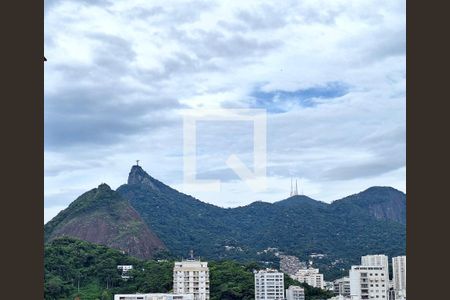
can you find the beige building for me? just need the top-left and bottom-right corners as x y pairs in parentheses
(333, 276), (350, 297)
(292, 267), (324, 289)
(173, 259), (210, 300)
(286, 285), (305, 300)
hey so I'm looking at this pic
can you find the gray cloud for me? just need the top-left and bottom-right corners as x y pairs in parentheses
(45, 83), (181, 150)
(45, 0), (112, 13)
(44, 0), (405, 222)
(169, 27), (282, 62)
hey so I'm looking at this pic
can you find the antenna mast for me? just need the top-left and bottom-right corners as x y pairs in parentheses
(290, 178), (293, 197)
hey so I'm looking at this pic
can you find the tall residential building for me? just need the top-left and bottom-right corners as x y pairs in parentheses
(173, 259), (210, 300)
(333, 276), (351, 297)
(254, 269), (285, 300)
(286, 285), (305, 300)
(293, 267), (324, 289)
(349, 265), (388, 300)
(114, 294), (193, 300)
(392, 256), (406, 298)
(361, 255), (390, 282)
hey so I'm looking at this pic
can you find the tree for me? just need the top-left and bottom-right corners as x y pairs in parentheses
(45, 275), (72, 300)
(101, 290), (111, 300)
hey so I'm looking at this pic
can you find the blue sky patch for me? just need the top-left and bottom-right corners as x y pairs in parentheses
(251, 81), (350, 113)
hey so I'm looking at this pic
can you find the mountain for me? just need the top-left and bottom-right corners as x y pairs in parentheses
(331, 186), (406, 224)
(44, 183), (166, 259)
(115, 166), (406, 276)
(117, 166), (229, 257)
(45, 165), (406, 279)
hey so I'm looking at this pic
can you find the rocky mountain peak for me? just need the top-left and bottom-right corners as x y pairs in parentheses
(127, 165), (160, 190)
(97, 183), (111, 191)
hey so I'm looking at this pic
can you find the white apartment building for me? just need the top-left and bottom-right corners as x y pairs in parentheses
(173, 259), (210, 300)
(392, 256), (406, 299)
(349, 265), (388, 300)
(254, 269), (285, 300)
(293, 267), (324, 289)
(114, 293), (193, 300)
(361, 255), (390, 283)
(286, 285), (305, 300)
(334, 277), (351, 297)
(329, 295), (351, 300)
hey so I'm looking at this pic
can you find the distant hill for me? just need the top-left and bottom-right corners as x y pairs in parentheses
(44, 183), (166, 259)
(117, 166), (406, 272)
(46, 165), (406, 279)
(331, 186), (406, 224)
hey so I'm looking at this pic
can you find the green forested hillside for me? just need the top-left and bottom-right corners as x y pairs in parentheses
(45, 165), (406, 282)
(45, 238), (333, 300)
(44, 183), (166, 259)
(116, 166), (406, 279)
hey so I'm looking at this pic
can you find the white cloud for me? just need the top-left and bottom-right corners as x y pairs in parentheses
(44, 0), (405, 222)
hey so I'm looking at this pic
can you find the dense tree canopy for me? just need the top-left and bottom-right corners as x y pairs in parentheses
(45, 238), (333, 300)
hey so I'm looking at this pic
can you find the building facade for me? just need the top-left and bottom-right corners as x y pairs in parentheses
(333, 276), (351, 297)
(254, 269), (285, 300)
(286, 285), (305, 300)
(293, 267), (324, 289)
(173, 259), (210, 300)
(392, 256), (406, 299)
(329, 295), (351, 300)
(361, 255), (390, 282)
(349, 265), (388, 300)
(114, 294), (193, 300)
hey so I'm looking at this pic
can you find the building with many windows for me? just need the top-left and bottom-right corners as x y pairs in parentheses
(286, 285), (305, 300)
(173, 259), (209, 300)
(392, 256), (406, 299)
(329, 295), (351, 300)
(292, 267), (324, 289)
(349, 265), (388, 300)
(361, 255), (390, 283)
(114, 294), (193, 300)
(254, 269), (285, 300)
(333, 276), (351, 297)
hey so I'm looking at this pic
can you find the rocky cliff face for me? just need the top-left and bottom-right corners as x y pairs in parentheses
(127, 165), (162, 191)
(44, 183), (166, 259)
(332, 186), (406, 224)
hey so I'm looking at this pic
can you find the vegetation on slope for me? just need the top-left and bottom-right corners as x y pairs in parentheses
(44, 183), (165, 259)
(45, 237), (333, 300)
(116, 167), (406, 279)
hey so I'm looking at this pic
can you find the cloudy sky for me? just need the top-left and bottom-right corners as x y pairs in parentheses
(44, 0), (406, 223)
